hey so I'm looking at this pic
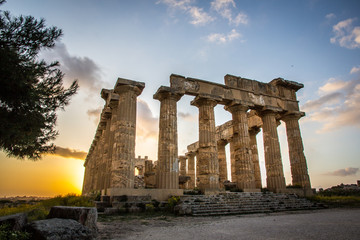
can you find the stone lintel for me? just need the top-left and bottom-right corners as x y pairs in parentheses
(270, 78), (304, 91)
(153, 86), (183, 101)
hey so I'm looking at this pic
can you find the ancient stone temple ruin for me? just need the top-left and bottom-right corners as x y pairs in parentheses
(82, 74), (312, 200)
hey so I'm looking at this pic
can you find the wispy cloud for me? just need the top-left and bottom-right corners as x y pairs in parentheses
(302, 77), (360, 132)
(330, 18), (360, 49)
(325, 167), (359, 176)
(42, 42), (105, 93)
(157, 0), (214, 26)
(350, 66), (360, 74)
(87, 107), (102, 125)
(137, 99), (158, 139)
(52, 146), (87, 160)
(210, 0), (248, 26)
(179, 112), (197, 121)
(325, 13), (336, 20)
(207, 29), (241, 44)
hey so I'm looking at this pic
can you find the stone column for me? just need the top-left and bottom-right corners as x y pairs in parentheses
(191, 96), (219, 193)
(282, 112), (311, 189)
(229, 138), (236, 182)
(249, 127), (262, 189)
(110, 79), (144, 189)
(179, 155), (187, 176)
(186, 152), (196, 189)
(217, 140), (228, 189)
(259, 109), (286, 192)
(154, 86), (183, 189)
(225, 103), (256, 190)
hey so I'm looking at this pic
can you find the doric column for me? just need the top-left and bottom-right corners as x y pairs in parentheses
(186, 152), (196, 189)
(179, 155), (187, 176)
(225, 103), (256, 190)
(282, 112), (311, 189)
(258, 108), (286, 192)
(249, 127), (262, 189)
(217, 140), (228, 189)
(154, 86), (183, 189)
(229, 138), (236, 182)
(111, 79), (144, 189)
(191, 96), (219, 192)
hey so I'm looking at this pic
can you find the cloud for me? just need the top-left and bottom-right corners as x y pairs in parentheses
(188, 6), (215, 25)
(330, 18), (360, 49)
(350, 66), (360, 74)
(42, 42), (105, 93)
(210, 0), (248, 26)
(302, 77), (360, 132)
(207, 29), (241, 44)
(52, 146), (87, 160)
(136, 99), (158, 139)
(326, 167), (359, 176)
(325, 13), (336, 20)
(179, 112), (197, 121)
(87, 107), (102, 125)
(158, 0), (214, 26)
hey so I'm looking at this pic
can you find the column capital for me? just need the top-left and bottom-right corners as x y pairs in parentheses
(115, 84), (143, 96)
(217, 139), (228, 146)
(185, 151), (196, 158)
(153, 86), (183, 102)
(256, 106), (283, 117)
(179, 155), (188, 161)
(282, 111), (305, 121)
(249, 126), (261, 136)
(224, 100), (254, 113)
(190, 95), (218, 108)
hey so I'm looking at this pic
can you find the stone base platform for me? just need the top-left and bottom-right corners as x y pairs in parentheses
(105, 188), (184, 201)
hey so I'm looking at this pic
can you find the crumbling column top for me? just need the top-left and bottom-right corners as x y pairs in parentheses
(153, 86), (183, 101)
(114, 77), (145, 95)
(190, 94), (220, 107)
(281, 111), (306, 121)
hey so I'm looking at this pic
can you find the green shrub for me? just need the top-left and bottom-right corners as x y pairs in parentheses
(167, 196), (180, 211)
(0, 224), (31, 240)
(145, 203), (155, 212)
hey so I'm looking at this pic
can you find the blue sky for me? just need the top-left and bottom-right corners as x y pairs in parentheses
(1, 0), (360, 196)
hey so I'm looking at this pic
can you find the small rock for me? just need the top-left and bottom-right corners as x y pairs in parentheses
(25, 218), (94, 240)
(0, 213), (27, 231)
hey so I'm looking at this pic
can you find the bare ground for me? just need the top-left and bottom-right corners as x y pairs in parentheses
(97, 208), (360, 240)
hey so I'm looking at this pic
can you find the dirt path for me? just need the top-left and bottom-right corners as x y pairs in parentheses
(97, 208), (360, 240)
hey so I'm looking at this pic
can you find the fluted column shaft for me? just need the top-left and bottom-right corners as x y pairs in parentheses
(249, 127), (262, 189)
(229, 139), (236, 182)
(191, 97), (219, 192)
(226, 104), (256, 190)
(111, 85), (141, 188)
(283, 113), (311, 188)
(186, 152), (196, 189)
(179, 156), (187, 176)
(154, 88), (182, 189)
(217, 140), (228, 189)
(260, 110), (286, 192)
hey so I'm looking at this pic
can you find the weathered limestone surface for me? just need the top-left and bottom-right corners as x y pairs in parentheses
(282, 112), (311, 188)
(186, 152), (196, 189)
(0, 213), (27, 231)
(217, 140), (227, 189)
(144, 160), (156, 188)
(191, 96), (219, 192)
(249, 127), (262, 189)
(154, 86), (183, 189)
(259, 109), (286, 192)
(179, 155), (187, 176)
(110, 79), (144, 189)
(225, 104), (256, 190)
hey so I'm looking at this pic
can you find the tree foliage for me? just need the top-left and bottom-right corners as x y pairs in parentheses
(0, 1), (79, 160)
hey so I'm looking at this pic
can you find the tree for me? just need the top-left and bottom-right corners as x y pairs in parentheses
(0, 1), (79, 160)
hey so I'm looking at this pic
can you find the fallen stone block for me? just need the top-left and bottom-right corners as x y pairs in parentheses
(0, 213), (27, 231)
(25, 218), (94, 240)
(48, 206), (97, 234)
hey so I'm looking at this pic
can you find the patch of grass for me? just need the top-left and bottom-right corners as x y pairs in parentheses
(0, 193), (95, 221)
(308, 195), (360, 208)
(0, 224), (31, 240)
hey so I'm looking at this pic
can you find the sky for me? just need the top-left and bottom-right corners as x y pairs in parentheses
(1, 0), (360, 197)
